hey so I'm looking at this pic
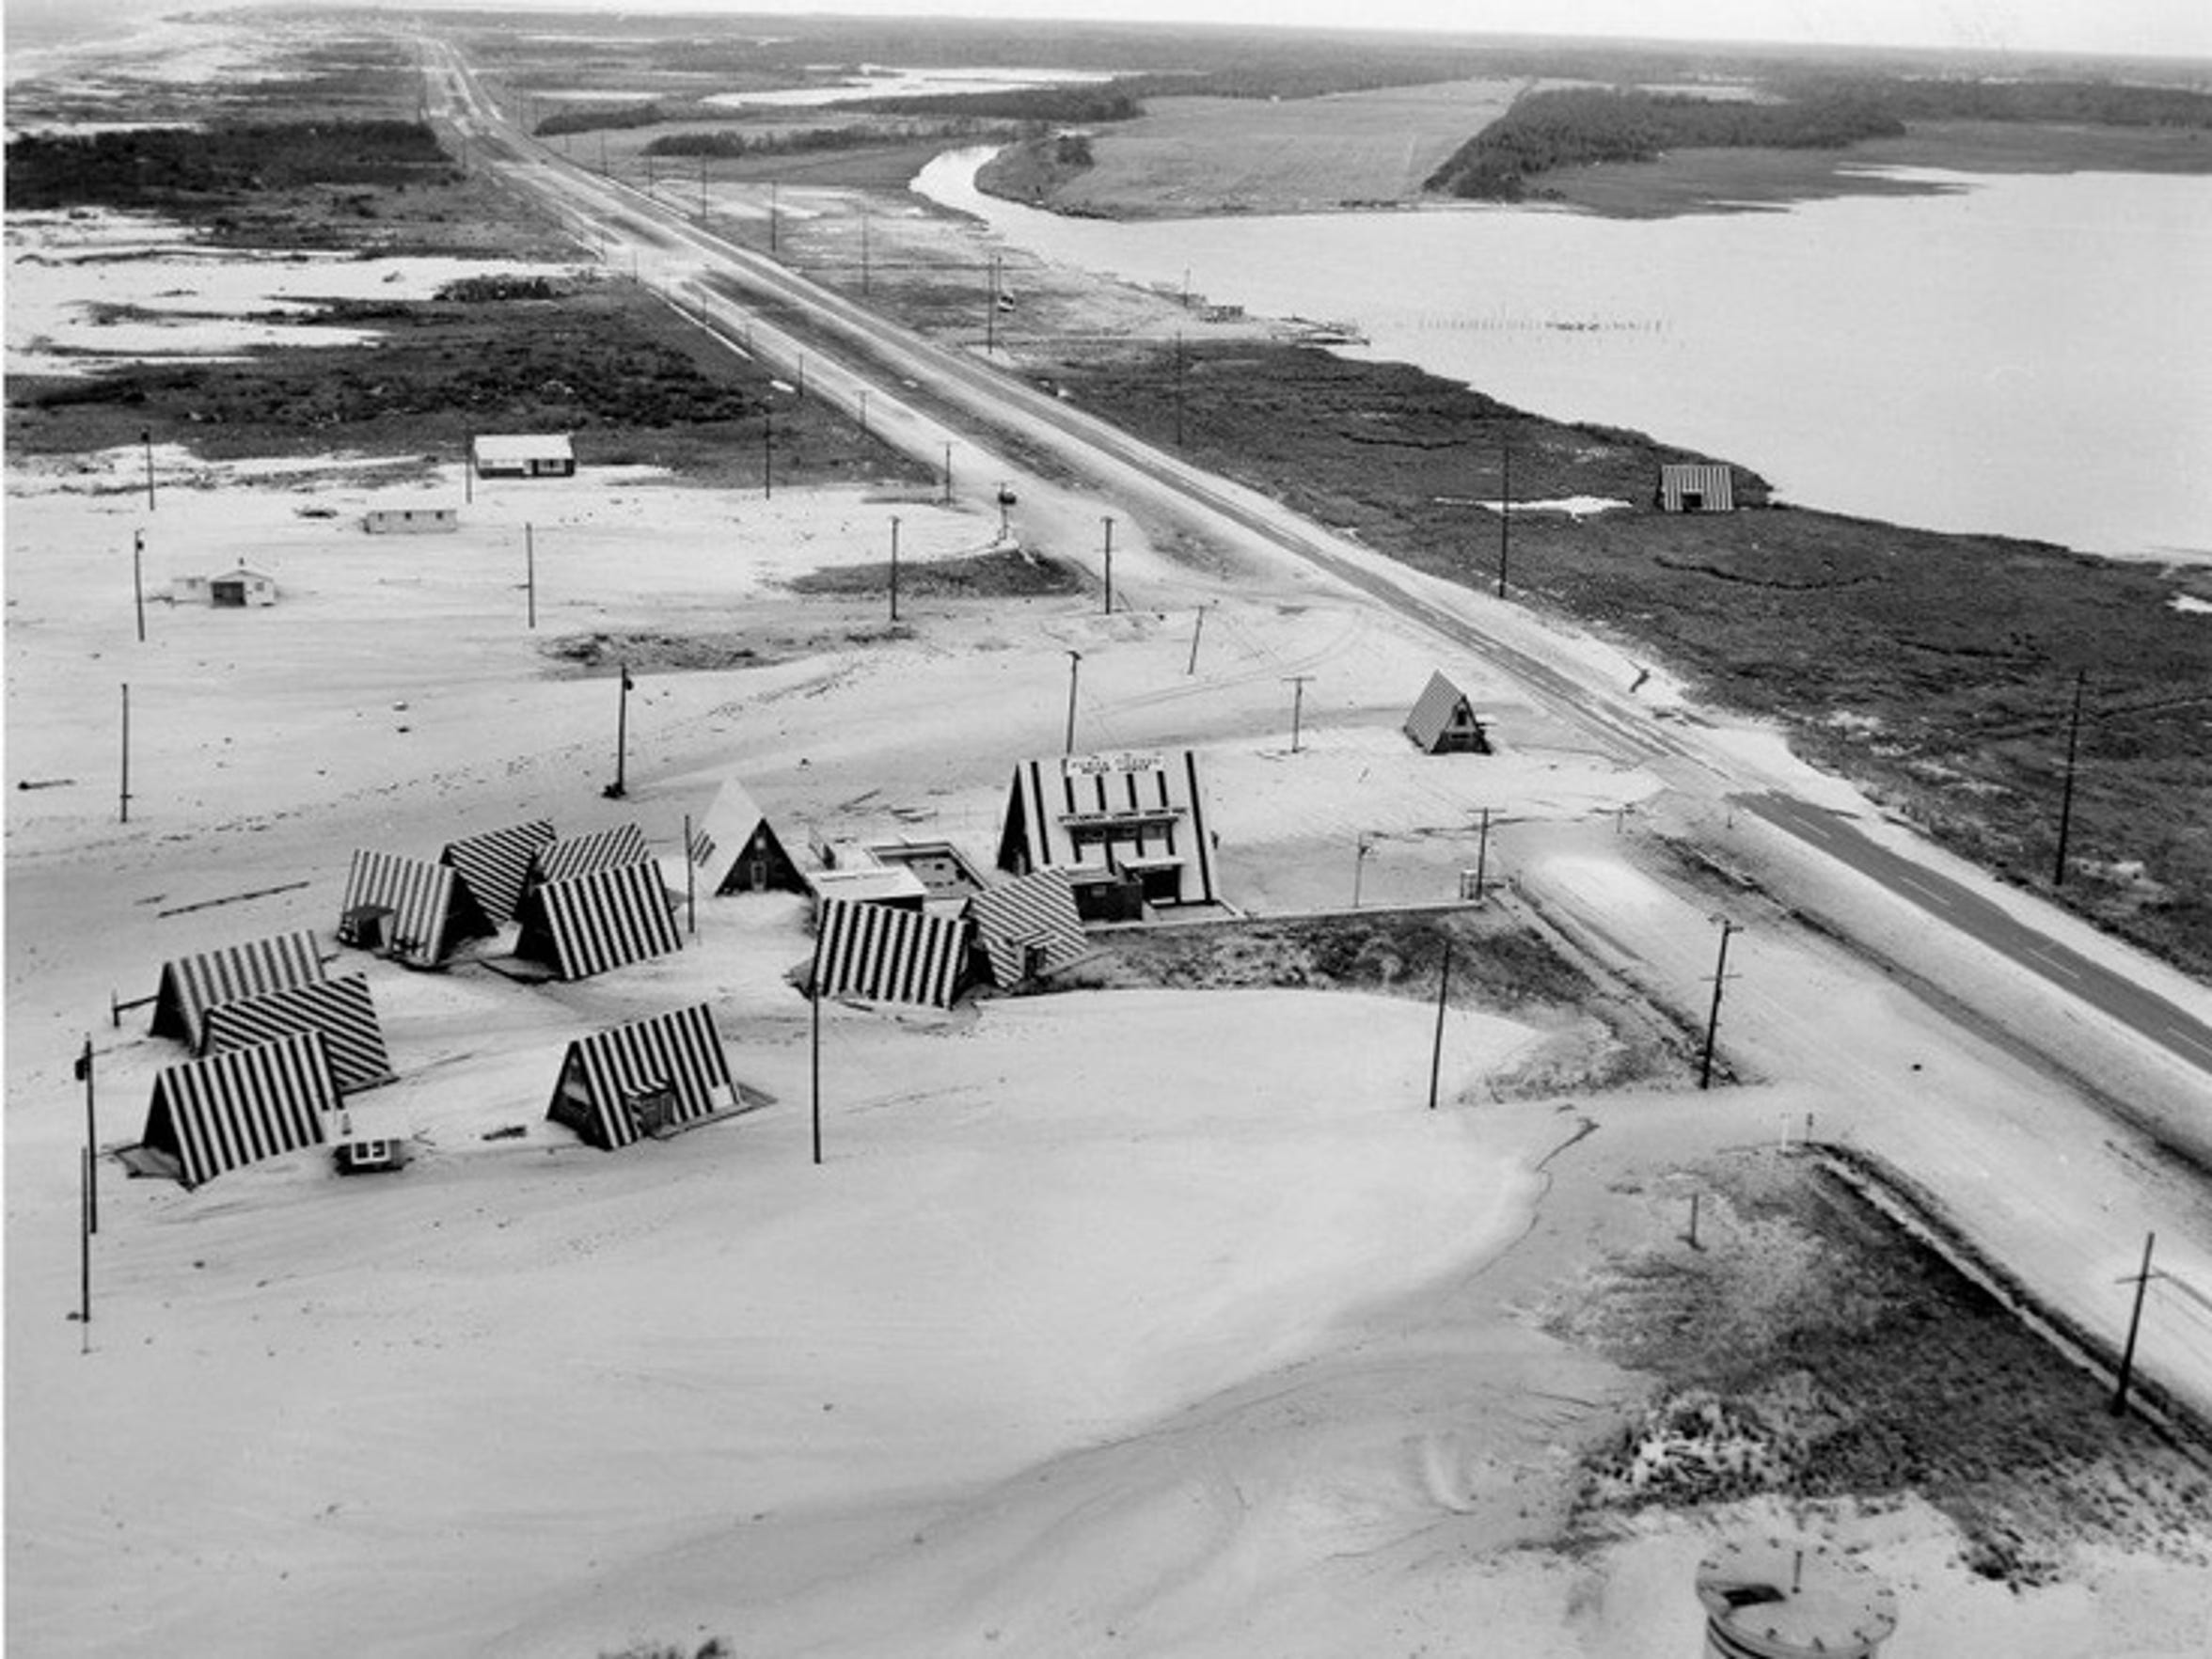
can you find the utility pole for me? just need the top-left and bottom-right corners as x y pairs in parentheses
(1186, 603), (1208, 675)
(1064, 650), (1082, 755)
(132, 529), (146, 643)
(77, 1036), (97, 1235)
(684, 813), (697, 937)
(141, 429), (156, 512)
(809, 926), (826, 1167)
(1285, 674), (1311, 753)
(1470, 806), (1492, 903)
(888, 515), (901, 623)
(2054, 668), (2088, 888)
(2112, 1231), (2157, 1416)
(1426, 940), (1453, 1111)
(1173, 331), (1186, 450)
(1698, 918), (1741, 1091)
(604, 663), (633, 799)
(942, 442), (953, 505)
(118, 683), (131, 824)
(1495, 437), (1511, 599)
(1100, 515), (1114, 613)
(762, 406), (773, 500)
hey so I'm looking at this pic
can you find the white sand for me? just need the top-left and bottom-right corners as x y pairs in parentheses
(9, 177), (2212, 1659)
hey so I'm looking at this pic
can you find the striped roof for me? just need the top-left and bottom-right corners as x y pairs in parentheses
(1658, 463), (1735, 513)
(532, 822), (651, 887)
(693, 778), (804, 895)
(514, 859), (682, 981)
(997, 750), (1219, 907)
(814, 897), (970, 1009)
(441, 819), (555, 925)
(340, 849), (490, 967)
(548, 1003), (739, 1150)
(969, 869), (1086, 988)
(201, 975), (393, 1097)
(1403, 671), (1488, 753)
(151, 929), (326, 1051)
(140, 1031), (339, 1188)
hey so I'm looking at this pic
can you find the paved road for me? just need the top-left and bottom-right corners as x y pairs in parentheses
(427, 41), (2212, 1089)
(1738, 791), (2212, 1077)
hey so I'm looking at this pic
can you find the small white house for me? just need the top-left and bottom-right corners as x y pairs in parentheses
(208, 567), (277, 608)
(472, 434), (576, 479)
(364, 505), (459, 535)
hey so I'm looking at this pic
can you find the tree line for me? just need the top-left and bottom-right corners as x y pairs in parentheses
(1428, 76), (2212, 200)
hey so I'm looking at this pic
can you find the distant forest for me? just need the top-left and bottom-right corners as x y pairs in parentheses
(1429, 77), (2212, 199)
(643, 124), (958, 159)
(4, 121), (450, 209)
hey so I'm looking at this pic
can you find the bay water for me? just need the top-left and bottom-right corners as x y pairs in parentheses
(918, 150), (2212, 563)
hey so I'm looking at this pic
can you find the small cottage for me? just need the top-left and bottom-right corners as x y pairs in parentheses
(472, 434), (576, 479)
(364, 505), (459, 535)
(209, 567), (277, 608)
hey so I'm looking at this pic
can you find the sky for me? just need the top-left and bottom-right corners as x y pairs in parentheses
(4, 0), (2211, 61)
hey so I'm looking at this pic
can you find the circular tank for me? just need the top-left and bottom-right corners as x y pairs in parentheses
(1695, 1537), (1898, 1659)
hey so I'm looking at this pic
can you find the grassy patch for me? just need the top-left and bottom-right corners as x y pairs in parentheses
(1560, 1149), (2212, 1584)
(784, 545), (1084, 599)
(6, 277), (930, 493)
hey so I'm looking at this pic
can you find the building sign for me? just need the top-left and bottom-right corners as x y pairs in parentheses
(1063, 750), (1164, 779)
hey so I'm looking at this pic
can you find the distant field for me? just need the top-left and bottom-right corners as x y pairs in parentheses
(1542, 119), (2212, 216)
(1039, 79), (1524, 216)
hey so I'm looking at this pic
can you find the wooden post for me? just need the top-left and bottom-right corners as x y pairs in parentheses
(141, 429), (156, 513)
(763, 407), (773, 500)
(1698, 920), (1740, 1091)
(942, 442), (953, 504)
(1286, 675), (1310, 753)
(1427, 940), (1453, 1111)
(2054, 668), (2087, 888)
(132, 530), (146, 643)
(1495, 438), (1511, 599)
(79, 1146), (93, 1345)
(889, 515), (901, 624)
(525, 523), (536, 629)
(1064, 650), (1082, 755)
(118, 683), (131, 824)
(684, 813), (697, 938)
(605, 664), (631, 799)
(79, 1036), (98, 1236)
(1688, 1193), (1701, 1250)
(1472, 807), (1492, 903)
(2112, 1231), (2157, 1416)
(1101, 515), (1114, 614)
(1186, 604), (1207, 676)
